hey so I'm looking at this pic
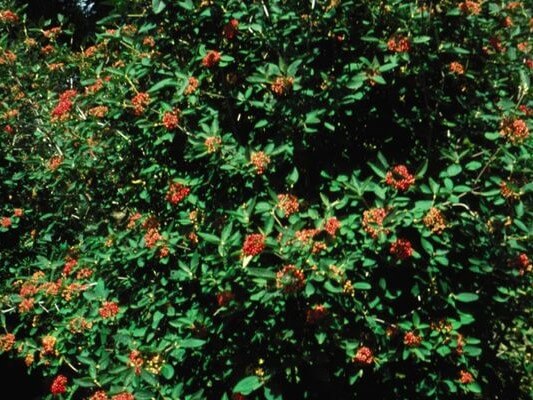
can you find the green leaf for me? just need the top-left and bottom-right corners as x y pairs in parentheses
(178, 0), (194, 10)
(181, 338), (206, 348)
(73, 378), (96, 388)
(464, 345), (482, 357)
(415, 159), (428, 178)
(465, 161), (482, 171)
(198, 232), (220, 244)
(443, 379), (458, 393)
(413, 36), (431, 44)
(161, 364), (175, 379)
(287, 167), (299, 186)
(420, 238), (434, 253)
(455, 293), (479, 303)
(287, 60), (302, 76)
(141, 370), (159, 386)
(315, 332), (327, 344)
(152, 310), (164, 329)
(446, 164), (462, 177)
(148, 78), (176, 93)
(254, 119), (268, 129)
(353, 282), (371, 290)
(484, 132), (500, 140)
(436, 346), (452, 357)
(233, 376), (263, 395)
(305, 110), (320, 125)
(324, 281), (342, 293)
(459, 313), (475, 325)
(378, 62), (397, 72)
(467, 382), (482, 394)
(368, 162), (385, 178)
(152, 0), (167, 14)
(514, 219), (529, 233)
(247, 268), (276, 279)
(264, 387), (283, 400)
(135, 391), (157, 400)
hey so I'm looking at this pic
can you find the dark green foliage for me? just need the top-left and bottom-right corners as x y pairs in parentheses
(0, 0), (531, 399)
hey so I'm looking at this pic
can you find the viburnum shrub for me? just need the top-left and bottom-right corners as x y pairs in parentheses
(0, 0), (531, 399)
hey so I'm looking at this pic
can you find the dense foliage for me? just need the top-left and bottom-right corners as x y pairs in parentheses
(0, 0), (531, 399)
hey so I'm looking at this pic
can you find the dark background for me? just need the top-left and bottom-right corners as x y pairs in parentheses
(15, 0), (112, 45)
(0, 355), (45, 398)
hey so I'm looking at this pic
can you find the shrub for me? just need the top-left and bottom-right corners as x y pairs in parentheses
(0, 0), (531, 399)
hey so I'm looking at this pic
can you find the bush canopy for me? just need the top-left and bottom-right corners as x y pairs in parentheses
(0, 0), (531, 399)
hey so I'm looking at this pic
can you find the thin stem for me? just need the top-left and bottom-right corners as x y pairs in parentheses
(474, 146), (502, 184)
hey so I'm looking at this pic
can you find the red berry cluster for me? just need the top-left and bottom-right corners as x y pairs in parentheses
(324, 217), (341, 236)
(127, 212), (142, 229)
(0, 333), (15, 352)
(0, 10), (19, 23)
(500, 117), (529, 144)
(88, 105), (108, 118)
(50, 375), (68, 395)
(99, 301), (119, 319)
(1, 216), (11, 228)
(162, 110), (179, 130)
(449, 61), (465, 75)
(202, 50), (221, 68)
(216, 290), (235, 307)
(459, 370), (474, 384)
(458, 0), (481, 15)
(48, 155), (63, 171)
(403, 331), (422, 347)
(166, 182), (190, 205)
(499, 180), (520, 200)
(112, 393), (135, 400)
(129, 350), (144, 375)
(184, 77), (199, 95)
(385, 165), (415, 191)
(294, 229), (319, 245)
(277, 194), (299, 216)
(41, 335), (57, 355)
(51, 89), (77, 121)
(362, 207), (389, 238)
(144, 227), (162, 248)
(62, 256), (78, 276)
(223, 19), (239, 40)
(511, 253), (531, 275)
(89, 391), (109, 400)
(242, 234), (266, 257)
(250, 151), (270, 174)
(387, 36), (411, 53)
(131, 92), (150, 116)
(205, 136), (222, 153)
(390, 238), (414, 260)
(271, 76), (294, 96)
(423, 208), (447, 234)
(353, 346), (374, 365)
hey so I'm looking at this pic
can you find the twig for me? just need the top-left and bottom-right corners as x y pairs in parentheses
(37, 127), (64, 156)
(450, 202), (477, 217)
(177, 125), (193, 137)
(63, 358), (80, 373)
(38, 302), (50, 313)
(372, 317), (397, 328)
(474, 146), (502, 184)
(115, 129), (131, 142)
(261, 0), (270, 19)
